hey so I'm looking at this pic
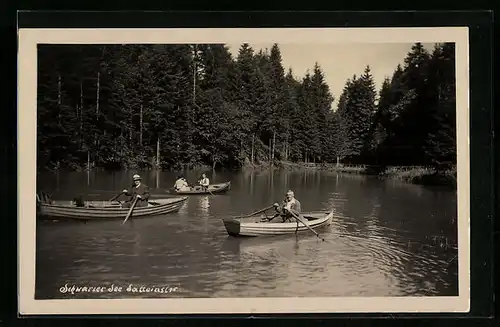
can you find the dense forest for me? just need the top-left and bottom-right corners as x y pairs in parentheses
(37, 42), (456, 172)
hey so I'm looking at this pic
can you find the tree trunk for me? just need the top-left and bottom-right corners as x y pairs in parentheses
(96, 71), (100, 116)
(156, 137), (160, 168)
(94, 136), (98, 166)
(94, 70), (101, 168)
(129, 106), (133, 148)
(119, 130), (124, 157)
(57, 74), (61, 106)
(193, 45), (197, 104)
(139, 103), (143, 146)
(336, 156), (340, 167)
(87, 150), (90, 171)
(79, 82), (83, 149)
(271, 131), (276, 162)
(283, 136), (288, 161)
(57, 73), (61, 126)
(251, 134), (255, 164)
(76, 103), (80, 150)
(268, 138), (272, 163)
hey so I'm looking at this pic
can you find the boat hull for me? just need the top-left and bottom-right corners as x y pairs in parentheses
(38, 197), (187, 220)
(222, 211), (333, 237)
(171, 182), (231, 195)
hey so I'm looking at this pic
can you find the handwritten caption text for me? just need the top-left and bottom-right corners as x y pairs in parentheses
(59, 283), (179, 295)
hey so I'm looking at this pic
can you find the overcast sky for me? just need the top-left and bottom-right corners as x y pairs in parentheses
(226, 43), (435, 107)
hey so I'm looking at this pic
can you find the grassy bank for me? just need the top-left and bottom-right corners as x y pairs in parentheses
(242, 160), (457, 188)
(382, 166), (457, 188)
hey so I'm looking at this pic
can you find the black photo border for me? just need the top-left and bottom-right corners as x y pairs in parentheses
(4, 9), (495, 325)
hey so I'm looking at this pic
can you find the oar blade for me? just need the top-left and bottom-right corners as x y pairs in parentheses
(289, 210), (324, 240)
(122, 196), (139, 224)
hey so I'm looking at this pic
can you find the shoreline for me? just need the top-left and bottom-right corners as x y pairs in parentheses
(38, 161), (457, 189)
(241, 161), (457, 188)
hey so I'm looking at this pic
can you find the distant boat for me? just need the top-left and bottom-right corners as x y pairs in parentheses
(170, 181), (231, 195)
(222, 210), (334, 237)
(37, 194), (187, 221)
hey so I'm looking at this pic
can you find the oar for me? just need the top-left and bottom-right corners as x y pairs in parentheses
(122, 196), (139, 225)
(205, 186), (215, 196)
(109, 192), (123, 202)
(288, 210), (325, 241)
(237, 205), (275, 218)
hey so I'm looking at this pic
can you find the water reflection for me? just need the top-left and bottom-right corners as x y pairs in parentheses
(36, 170), (458, 298)
(199, 196), (210, 215)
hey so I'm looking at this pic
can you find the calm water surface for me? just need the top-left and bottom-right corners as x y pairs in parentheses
(35, 170), (458, 298)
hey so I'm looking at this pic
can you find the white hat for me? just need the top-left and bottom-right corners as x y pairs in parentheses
(133, 174), (141, 180)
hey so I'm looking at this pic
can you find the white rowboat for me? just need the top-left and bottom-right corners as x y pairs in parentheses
(222, 210), (333, 237)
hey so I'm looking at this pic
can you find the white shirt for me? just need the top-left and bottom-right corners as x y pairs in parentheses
(284, 198), (296, 210)
(200, 178), (210, 187)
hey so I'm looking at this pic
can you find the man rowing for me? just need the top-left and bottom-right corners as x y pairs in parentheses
(267, 190), (302, 223)
(122, 174), (150, 208)
(198, 173), (210, 191)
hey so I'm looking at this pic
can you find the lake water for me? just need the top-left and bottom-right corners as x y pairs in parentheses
(35, 169), (458, 299)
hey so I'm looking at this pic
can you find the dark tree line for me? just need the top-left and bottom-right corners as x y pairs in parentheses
(37, 42), (456, 172)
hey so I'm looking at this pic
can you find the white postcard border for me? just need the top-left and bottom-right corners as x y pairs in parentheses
(18, 27), (470, 315)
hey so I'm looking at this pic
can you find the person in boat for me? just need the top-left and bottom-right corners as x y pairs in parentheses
(71, 195), (85, 207)
(122, 174), (150, 208)
(198, 173), (210, 191)
(174, 175), (190, 191)
(268, 190), (302, 223)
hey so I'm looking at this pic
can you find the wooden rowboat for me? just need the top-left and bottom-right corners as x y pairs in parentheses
(170, 181), (231, 195)
(222, 210), (334, 237)
(37, 195), (188, 221)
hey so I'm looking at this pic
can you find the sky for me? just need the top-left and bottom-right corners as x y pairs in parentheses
(226, 43), (436, 107)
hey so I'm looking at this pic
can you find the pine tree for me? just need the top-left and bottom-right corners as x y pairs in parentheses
(33, 43), (401, 171)
(267, 44), (288, 162)
(358, 65), (377, 159)
(309, 62), (334, 162)
(397, 42), (433, 164)
(195, 44), (240, 169)
(336, 70), (374, 164)
(336, 78), (353, 160)
(282, 68), (301, 161)
(423, 43), (456, 170)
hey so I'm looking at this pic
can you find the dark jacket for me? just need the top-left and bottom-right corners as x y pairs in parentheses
(124, 183), (150, 207)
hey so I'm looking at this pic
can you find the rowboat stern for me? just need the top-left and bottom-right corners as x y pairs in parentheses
(222, 218), (241, 237)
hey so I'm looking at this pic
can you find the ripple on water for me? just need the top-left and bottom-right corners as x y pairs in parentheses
(35, 171), (458, 299)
